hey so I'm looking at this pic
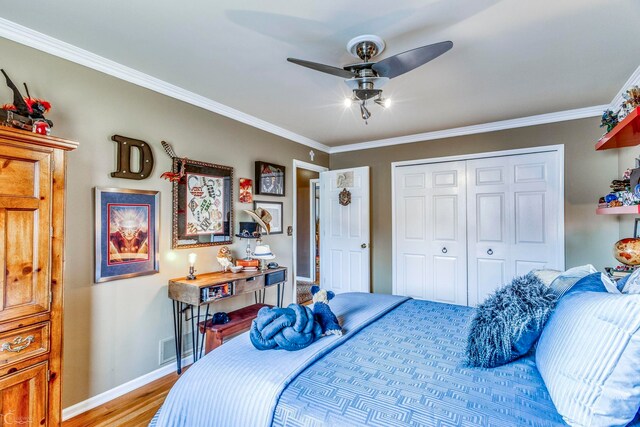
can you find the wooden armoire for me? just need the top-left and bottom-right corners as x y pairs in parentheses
(0, 127), (77, 426)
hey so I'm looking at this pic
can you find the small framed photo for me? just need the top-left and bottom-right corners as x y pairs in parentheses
(239, 178), (253, 203)
(635, 218), (640, 238)
(254, 200), (283, 234)
(95, 187), (160, 283)
(255, 161), (285, 197)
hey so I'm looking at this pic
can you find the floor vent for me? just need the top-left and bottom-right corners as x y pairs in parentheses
(159, 333), (193, 365)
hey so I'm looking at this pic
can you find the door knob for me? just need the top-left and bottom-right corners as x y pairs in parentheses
(361, 243), (367, 249)
(487, 249), (493, 255)
(441, 247), (448, 254)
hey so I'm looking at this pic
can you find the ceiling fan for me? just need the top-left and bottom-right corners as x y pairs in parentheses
(287, 35), (453, 123)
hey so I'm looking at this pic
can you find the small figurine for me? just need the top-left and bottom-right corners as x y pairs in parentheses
(600, 109), (619, 133)
(1, 69), (52, 128)
(216, 246), (234, 272)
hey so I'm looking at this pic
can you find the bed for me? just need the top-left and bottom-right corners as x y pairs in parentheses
(151, 292), (640, 426)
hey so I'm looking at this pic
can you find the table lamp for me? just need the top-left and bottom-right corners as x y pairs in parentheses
(253, 245), (276, 271)
(187, 253), (197, 280)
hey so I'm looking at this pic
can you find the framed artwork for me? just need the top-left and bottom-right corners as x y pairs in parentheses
(239, 178), (253, 203)
(255, 161), (285, 196)
(172, 158), (233, 248)
(95, 187), (159, 283)
(254, 200), (283, 234)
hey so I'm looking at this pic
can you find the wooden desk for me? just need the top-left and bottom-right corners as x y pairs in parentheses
(168, 267), (287, 373)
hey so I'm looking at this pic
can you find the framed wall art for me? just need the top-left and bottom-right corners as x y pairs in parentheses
(253, 200), (283, 234)
(239, 178), (253, 203)
(172, 158), (234, 248)
(255, 161), (285, 196)
(95, 187), (160, 283)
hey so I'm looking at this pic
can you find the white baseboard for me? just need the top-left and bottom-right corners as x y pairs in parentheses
(295, 276), (313, 283)
(62, 355), (194, 421)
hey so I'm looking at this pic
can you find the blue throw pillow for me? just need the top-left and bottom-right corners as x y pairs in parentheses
(536, 290), (640, 426)
(563, 272), (607, 296)
(466, 272), (557, 368)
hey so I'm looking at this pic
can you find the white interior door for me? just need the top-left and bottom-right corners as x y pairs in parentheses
(393, 162), (467, 305)
(320, 167), (370, 294)
(467, 151), (562, 306)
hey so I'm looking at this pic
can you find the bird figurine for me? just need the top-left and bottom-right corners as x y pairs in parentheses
(216, 246), (234, 272)
(159, 140), (187, 182)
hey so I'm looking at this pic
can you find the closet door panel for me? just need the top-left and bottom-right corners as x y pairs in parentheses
(394, 162), (466, 305)
(468, 151), (562, 306)
(467, 159), (510, 307)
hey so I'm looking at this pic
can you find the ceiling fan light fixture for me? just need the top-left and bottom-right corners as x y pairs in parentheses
(343, 97), (354, 108)
(375, 97), (391, 108)
(359, 102), (371, 121)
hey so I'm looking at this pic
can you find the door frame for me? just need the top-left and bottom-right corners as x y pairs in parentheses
(292, 160), (328, 298)
(309, 178), (320, 283)
(391, 144), (565, 295)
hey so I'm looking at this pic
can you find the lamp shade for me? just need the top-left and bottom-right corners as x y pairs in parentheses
(253, 244), (276, 260)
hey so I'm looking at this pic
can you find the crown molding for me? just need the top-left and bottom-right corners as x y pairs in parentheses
(0, 18), (331, 153)
(609, 63), (640, 111)
(329, 105), (607, 154)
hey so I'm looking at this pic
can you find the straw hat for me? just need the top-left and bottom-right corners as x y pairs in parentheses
(243, 208), (272, 234)
(253, 245), (276, 260)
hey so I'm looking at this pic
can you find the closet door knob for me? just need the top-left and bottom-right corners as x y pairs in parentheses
(361, 243), (367, 249)
(487, 249), (494, 255)
(441, 247), (448, 254)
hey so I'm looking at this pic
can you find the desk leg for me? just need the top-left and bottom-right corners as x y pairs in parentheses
(172, 301), (183, 375)
(190, 305), (202, 363)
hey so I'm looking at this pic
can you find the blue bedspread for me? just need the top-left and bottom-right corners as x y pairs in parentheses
(152, 295), (575, 426)
(273, 299), (564, 426)
(154, 293), (409, 427)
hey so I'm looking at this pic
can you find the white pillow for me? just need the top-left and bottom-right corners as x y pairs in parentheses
(536, 291), (640, 426)
(623, 268), (640, 294)
(549, 264), (597, 297)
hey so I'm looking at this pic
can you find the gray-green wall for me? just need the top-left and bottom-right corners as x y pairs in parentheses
(331, 118), (619, 294)
(0, 38), (329, 408)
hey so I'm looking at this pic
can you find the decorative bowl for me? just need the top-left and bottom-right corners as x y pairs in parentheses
(613, 238), (640, 265)
(230, 265), (244, 273)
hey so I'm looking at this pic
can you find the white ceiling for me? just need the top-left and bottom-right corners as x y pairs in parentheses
(1, 1), (639, 147)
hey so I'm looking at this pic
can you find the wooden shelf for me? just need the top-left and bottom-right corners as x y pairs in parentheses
(595, 107), (640, 150)
(596, 205), (640, 215)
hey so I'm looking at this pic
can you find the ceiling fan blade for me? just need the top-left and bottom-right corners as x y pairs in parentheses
(287, 58), (356, 79)
(372, 41), (453, 79)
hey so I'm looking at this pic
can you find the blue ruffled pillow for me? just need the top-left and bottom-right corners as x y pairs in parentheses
(466, 272), (557, 368)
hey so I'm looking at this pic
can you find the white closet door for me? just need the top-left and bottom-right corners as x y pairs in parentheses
(394, 162), (467, 305)
(467, 151), (562, 306)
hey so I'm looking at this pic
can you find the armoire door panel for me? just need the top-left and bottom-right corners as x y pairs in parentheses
(476, 193), (504, 242)
(515, 192), (546, 244)
(0, 362), (48, 427)
(433, 195), (457, 241)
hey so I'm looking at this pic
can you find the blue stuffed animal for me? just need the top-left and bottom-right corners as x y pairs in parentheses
(311, 286), (342, 336)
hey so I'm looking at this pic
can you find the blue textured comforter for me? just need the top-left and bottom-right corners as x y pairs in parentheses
(153, 294), (569, 426)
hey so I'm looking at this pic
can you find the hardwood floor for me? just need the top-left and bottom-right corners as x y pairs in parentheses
(63, 367), (186, 427)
